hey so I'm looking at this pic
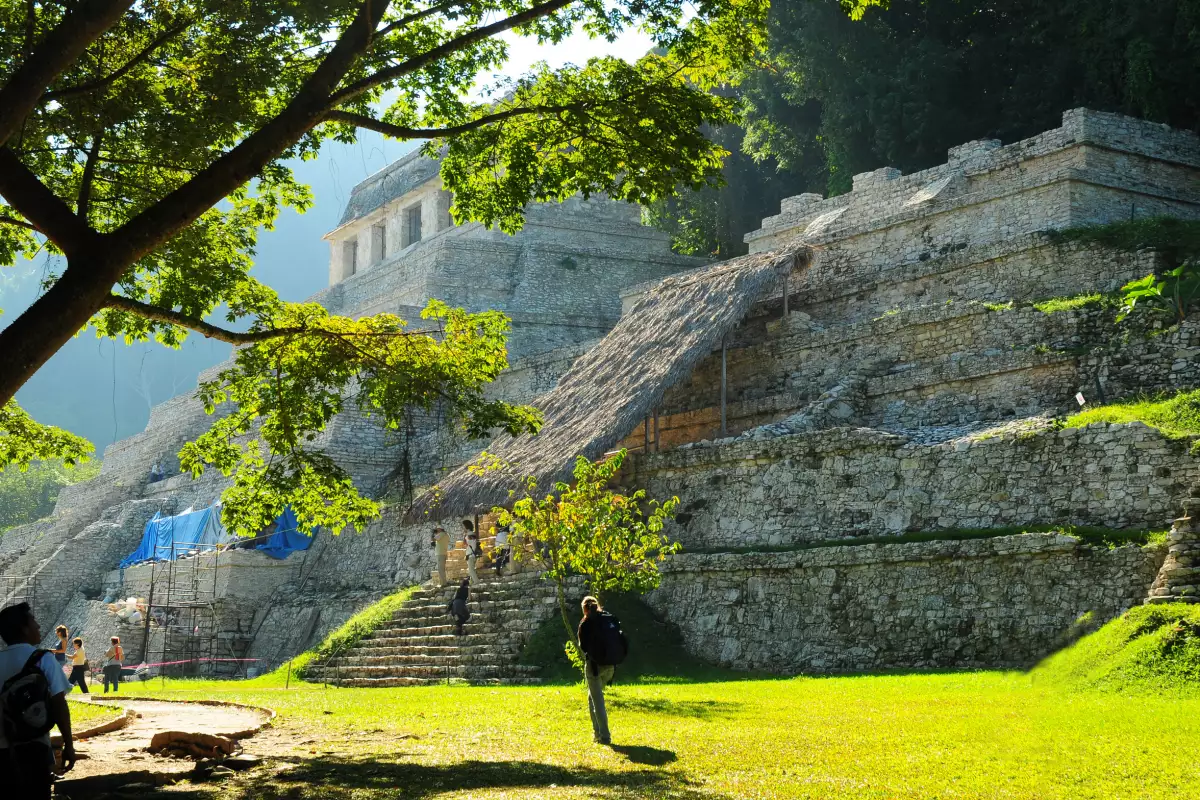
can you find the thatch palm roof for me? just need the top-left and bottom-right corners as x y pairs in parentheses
(407, 243), (812, 521)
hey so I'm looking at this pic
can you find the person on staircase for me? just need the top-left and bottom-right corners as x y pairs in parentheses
(448, 579), (471, 636)
(430, 525), (451, 585)
(492, 524), (511, 577)
(462, 520), (481, 584)
(102, 636), (124, 693)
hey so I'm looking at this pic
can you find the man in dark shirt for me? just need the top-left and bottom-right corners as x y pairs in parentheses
(576, 595), (613, 744)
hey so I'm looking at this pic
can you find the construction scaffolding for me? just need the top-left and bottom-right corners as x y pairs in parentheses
(137, 541), (255, 679)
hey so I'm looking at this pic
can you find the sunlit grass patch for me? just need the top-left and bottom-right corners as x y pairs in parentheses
(1063, 388), (1200, 440)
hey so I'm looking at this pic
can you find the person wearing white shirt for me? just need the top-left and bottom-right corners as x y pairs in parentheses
(492, 525), (510, 577)
(430, 526), (451, 585)
(0, 602), (76, 798)
(462, 519), (480, 584)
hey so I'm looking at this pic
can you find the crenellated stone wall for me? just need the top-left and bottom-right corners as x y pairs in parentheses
(647, 533), (1164, 673)
(625, 422), (1199, 551)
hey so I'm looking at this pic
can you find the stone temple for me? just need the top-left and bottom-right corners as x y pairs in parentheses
(3, 108), (1199, 682)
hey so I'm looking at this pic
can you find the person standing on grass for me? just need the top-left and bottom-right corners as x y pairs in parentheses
(462, 519), (481, 584)
(448, 579), (471, 635)
(0, 602), (76, 799)
(577, 596), (614, 745)
(51, 625), (69, 667)
(430, 525), (451, 586)
(103, 636), (124, 693)
(67, 638), (88, 694)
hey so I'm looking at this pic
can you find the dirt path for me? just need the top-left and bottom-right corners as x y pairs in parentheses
(59, 698), (271, 787)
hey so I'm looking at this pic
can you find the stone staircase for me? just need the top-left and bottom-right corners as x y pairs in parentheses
(305, 572), (571, 687)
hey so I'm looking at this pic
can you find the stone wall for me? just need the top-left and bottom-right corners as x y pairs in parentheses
(647, 533), (1163, 672)
(624, 422), (1199, 550)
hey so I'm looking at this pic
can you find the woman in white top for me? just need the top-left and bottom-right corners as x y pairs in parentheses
(68, 637), (88, 693)
(462, 519), (480, 584)
(103, 636), (124, 693)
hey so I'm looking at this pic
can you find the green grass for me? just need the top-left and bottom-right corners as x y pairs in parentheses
(1031, 292), (1115, 313)
(1062, 388), (1200, 440)
(107, 662), (1200, 799)
(67, 698), (123, 730)
(1034, 603), (1200, 694)
(290, 585), (418, 681)
(686, 525), (1167, 556)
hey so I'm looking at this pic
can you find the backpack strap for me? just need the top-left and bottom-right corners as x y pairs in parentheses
(22, 648), (48, 672)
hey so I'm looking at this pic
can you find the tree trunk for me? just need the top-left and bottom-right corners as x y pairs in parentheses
(0, 258), (118, 407)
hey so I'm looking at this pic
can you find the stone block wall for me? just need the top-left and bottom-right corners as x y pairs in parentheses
(646, 533), (1163, 672)
(624, 422), (1199, 550)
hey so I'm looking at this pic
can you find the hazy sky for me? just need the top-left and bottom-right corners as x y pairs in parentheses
(1, 25), (656, 454)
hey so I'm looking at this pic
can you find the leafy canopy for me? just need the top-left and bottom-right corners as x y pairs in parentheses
(488, 449), (679, 669)
(0, 0), (768, 531)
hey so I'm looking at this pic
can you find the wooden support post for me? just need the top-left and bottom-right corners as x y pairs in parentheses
(720, 338), (728, 436)
(783, 272), (789, 317)
(644, 416), (650, 451)
(653, 409), (660, 452)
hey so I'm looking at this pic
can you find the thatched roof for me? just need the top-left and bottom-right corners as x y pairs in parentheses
(407, 243), (812, 521)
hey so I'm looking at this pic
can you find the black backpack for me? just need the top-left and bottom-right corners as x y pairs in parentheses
(592, 611), (629, 666)
(1, 649), (55, 743)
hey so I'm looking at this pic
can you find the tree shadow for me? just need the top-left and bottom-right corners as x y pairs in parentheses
(608, 744), (678, 765)
(608, 695), (742, 719)
(64, 755), (738, 800)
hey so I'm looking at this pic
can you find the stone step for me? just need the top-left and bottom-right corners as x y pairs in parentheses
(318, 676), (543, 687)
(396, 596), (558, 614)
(364, 632), (528, 649)
(369, 621), (539, 639)
(324, 651), (523, 667)
(346, 643), (517, 658)
(306, 663), (541, 680)
(383, 609), (549, 628)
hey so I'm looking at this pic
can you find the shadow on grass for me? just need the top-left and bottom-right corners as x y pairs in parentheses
(78, 755), (737, 800)
(608, 695), (742, 719)
(609, 744), (678, 765)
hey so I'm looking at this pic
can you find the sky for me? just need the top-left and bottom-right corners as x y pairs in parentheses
(1, 24), (657, 455)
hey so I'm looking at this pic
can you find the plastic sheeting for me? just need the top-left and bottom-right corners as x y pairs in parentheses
(118, 506), (234, 568)
(119, 505), (313, 567)
(255, 507), (314, 560)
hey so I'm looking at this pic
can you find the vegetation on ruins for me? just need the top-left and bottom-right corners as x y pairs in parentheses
(649, 0), (1200, 254)
(0, 457), (100, 533)
(1063, 388), (1200, 443)
(0, 0), (787, 534)
(489, 449), (679, 671)
(293, 585), (419, 682)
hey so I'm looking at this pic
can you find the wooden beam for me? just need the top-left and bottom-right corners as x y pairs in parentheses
(720, 338), (728, 436)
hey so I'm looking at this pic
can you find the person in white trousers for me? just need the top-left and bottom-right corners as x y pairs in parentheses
(462, 519), (480, 584)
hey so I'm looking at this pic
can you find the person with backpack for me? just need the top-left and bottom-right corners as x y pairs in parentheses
(67, 637), (89, 693)
(0, 602), (76, 798)
(447, 579), (471, 636)
(576, 595), (628, 745)
(103, 636), (124, 693)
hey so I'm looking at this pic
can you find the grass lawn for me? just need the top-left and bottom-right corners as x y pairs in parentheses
(113, 668), (1198, 799)
(67, 697), (123, 730)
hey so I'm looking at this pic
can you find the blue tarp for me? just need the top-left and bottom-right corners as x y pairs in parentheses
(119, 505), (313, 568)
(255, 507), (313, 560)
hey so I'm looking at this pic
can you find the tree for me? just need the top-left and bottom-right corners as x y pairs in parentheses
(0, 0), (769, 532)
(744, 0), (1200, 196)
(489, 449), (680, 671)
(0, 458), (101, 533)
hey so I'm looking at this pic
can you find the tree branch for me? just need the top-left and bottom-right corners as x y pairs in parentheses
(0, 215), (39, 232)
(327, 0), (577, 109)
(0, 0), (136, 147)
(375, 2), (459, 38)
(103, 295), (305, 344)
(43, 20), (190, 103)
(109, 0), (393, 268)
(0, 148), (95, 254)
(77, 134), (102, 220)
(325, 103), (585, 139)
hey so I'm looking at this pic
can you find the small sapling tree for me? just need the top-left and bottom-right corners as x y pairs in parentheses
(487, 449), (680, 671)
